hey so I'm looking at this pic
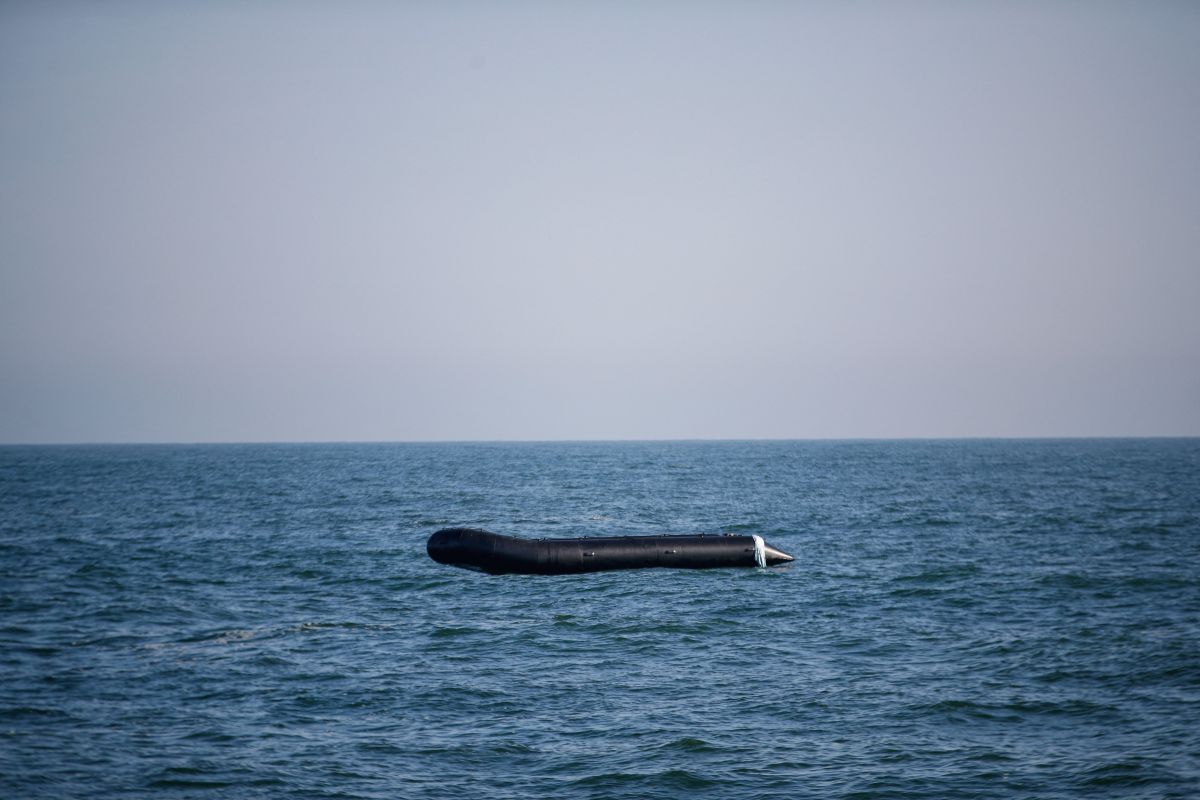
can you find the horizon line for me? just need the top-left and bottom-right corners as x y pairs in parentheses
(2, 435), (1198, 447)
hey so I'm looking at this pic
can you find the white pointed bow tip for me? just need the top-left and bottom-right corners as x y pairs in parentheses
(751, 536), (795, 567)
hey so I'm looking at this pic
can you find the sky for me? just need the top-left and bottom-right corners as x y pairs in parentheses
(1, 1), (1198, 443)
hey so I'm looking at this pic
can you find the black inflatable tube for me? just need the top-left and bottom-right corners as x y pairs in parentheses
(427, 527), (795, 575)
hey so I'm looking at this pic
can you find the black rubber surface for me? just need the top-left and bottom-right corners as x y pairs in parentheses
(427, 527), (791, 575)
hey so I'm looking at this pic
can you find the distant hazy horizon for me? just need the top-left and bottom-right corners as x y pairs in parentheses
(3, 436), (1199, 448)
(3, 2), (1198, 444)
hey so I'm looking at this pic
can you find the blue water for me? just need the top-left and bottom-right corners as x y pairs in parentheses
(2, 439), (1198, 799)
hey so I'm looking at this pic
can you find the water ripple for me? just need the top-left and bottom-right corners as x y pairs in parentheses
(2, 440), (1198, 799)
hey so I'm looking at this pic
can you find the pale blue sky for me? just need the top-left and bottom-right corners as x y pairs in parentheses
(2, 2), (1198, 442)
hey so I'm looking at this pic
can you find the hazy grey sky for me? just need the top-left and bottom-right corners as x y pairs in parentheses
(2, 2), (1198, 442)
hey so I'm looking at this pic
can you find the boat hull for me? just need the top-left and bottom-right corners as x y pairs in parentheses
(427, 527), (794, 575)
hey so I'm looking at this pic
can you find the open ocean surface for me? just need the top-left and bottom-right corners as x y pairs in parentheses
(1, 439), (1198, 799)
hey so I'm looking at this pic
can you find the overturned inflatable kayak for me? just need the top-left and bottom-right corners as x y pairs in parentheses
(427, 527), (794, 575)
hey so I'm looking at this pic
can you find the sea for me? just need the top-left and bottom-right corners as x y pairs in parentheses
(1, 439), (1198, 799)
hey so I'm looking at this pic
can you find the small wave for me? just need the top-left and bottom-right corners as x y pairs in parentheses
(357, 740), (406, 755)
(146, 765), (232, 790)
(0, 706), (74, 720)
(1078, 759), (1159, 788)
(430, 625), (479, 638)
(892, 564), (982, 584)
(180, 730), (238, 743)
(875, 747), (914, 764)
(9, 644), (60, 657)
(293, 620), (391, 633)
(387, 577), (459, 592)
(147, 778), (234, 790)
(180, 628), (263, 646)
(1037, 573), (1106, 589)
(1122, 575), (1192, 590)
(71, 562), (126, 578)
(907, 697), (1115, 722)
(571, 769), (716, 790)
(888, 586), (946, 598)
(418, 685), (511, 702)
(907, 515), (960, 527)
(659, 736), (718, 753)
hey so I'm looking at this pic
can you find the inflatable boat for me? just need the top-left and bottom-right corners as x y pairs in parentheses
(427, 527), (794, 575)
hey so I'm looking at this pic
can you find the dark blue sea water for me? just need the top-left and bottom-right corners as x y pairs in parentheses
(2, 440), (1198, 799)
